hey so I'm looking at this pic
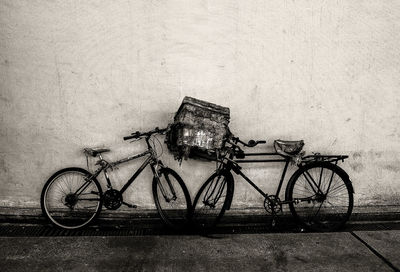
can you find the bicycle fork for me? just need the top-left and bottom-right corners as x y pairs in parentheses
(152, 163), (177, 202)
(203, 175), (226, 208)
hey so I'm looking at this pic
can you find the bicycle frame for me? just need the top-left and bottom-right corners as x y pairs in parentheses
(218, 152), (291, 204)
(74, 138), (162, 198)
(234, 152), (290, 198)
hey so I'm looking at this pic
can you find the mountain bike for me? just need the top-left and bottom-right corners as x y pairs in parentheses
(191, 134), (354, 232)
(41, 127), (191, 230)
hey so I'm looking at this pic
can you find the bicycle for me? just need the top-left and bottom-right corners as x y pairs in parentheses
(41, 127), (191, 230)
(191, 134), (354, 232)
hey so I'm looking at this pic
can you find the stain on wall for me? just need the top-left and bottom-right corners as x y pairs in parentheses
(1, 0), (400, 209)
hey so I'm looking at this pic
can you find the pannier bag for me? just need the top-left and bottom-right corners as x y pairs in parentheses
(166, 96), (230, 161)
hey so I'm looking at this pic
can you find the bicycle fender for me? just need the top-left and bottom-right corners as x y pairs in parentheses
(322, 162), (354, 194)
(286, 161), (354, 199)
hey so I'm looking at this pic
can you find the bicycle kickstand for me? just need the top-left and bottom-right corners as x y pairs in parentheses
(271, 212), (277, 230)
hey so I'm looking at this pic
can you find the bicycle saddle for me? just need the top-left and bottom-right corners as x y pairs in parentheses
(274, 140), (304, 156)
(83, 148), (111, 157)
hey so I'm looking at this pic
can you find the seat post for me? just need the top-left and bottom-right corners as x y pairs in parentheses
(98, 153), (112, 188)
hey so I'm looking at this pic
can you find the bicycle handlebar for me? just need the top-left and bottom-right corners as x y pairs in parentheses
(123, 127), (167, 141)
(230, 136), (266, 148)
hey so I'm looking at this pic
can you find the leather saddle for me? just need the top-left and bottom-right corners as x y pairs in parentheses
(274, 140), (304, 157)
(83, 148), (111, 157)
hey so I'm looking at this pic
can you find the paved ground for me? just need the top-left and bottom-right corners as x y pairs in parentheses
(1, 207), (400, 271)
(0, 228), (399, 271)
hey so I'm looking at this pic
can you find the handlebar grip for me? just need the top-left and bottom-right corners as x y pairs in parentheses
(123, 135), (136, 141)
(247, 140), (266, 147)
(124, 131), (141, 141)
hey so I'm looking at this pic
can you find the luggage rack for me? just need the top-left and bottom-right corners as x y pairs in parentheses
(301, 154), (348, 165)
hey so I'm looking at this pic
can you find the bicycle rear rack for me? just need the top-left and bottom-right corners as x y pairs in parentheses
(301, 154), (348, 165)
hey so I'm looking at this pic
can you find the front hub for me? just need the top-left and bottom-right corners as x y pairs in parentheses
(315, 193), (326, 202)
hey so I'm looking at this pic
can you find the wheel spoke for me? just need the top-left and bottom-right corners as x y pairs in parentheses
(289, 164), (353, 232)
(192, 173), (231, 232)
(154, 169), (190, 230)
(42, 169), (101, 229)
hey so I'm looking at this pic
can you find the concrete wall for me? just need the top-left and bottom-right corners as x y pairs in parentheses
(1, 0), (400, 209)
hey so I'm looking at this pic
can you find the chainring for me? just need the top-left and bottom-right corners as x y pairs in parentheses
(264, 195), (282, 215)
(103, 189), (123, 210)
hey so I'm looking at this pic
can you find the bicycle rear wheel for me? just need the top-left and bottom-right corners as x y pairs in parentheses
(152, 168), (191, 230)
(286, 162), (353, 232)
(40, 167), (103, 229)
(191, 171), (233, 233)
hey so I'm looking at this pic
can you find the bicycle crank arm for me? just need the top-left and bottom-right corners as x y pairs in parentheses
(283, 197), (316, 204)
(122, 201), (137, 208)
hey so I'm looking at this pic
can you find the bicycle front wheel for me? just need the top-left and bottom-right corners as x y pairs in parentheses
(191, 171), (234, 232)
(286, 162), (353, 232)
(40, 167), (103, 229)
(152, 168), (191, 230)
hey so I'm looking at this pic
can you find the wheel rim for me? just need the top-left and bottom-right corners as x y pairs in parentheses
(43, 171), (101, 229)
(192, 174), (228, 231)
(155, 171), (189, 228)
(290, 166), (352, 231)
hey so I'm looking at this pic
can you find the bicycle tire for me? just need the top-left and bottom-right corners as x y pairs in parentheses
(40, 167), (103, 230)
(191, 171), (234, 233)
(286, 162), (353, 232)
(152, 167), (191, 230)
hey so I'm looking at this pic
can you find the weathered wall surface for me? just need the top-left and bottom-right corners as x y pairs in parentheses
(1, 0), (400, 209)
